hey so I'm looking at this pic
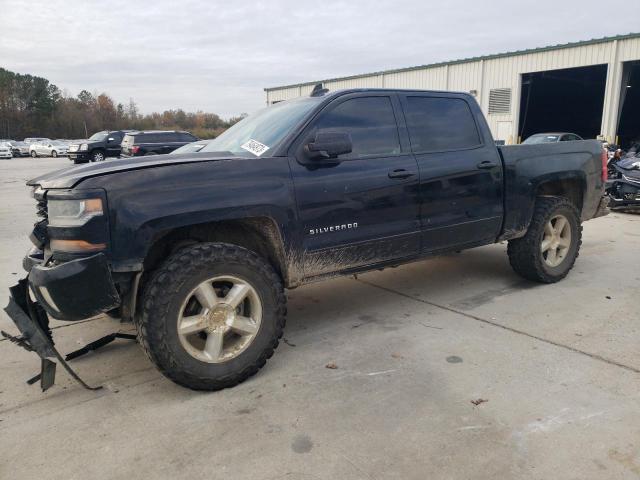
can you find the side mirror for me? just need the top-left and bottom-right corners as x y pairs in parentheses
(305, 131), (352, 160)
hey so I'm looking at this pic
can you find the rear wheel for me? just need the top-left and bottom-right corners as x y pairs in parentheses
(507, 196), (582, 283)
(136, 243), (286, 391)
(30, 150), (37, 158)
(51, 150), (58, 158)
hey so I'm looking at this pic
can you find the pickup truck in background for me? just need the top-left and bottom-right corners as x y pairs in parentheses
(4, 87), (609, 392)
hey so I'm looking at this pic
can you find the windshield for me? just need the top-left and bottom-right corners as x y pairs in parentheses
(200, 97), (323, 157)
(89, 131), (108, 141)
(51, 140), (66, 146)
(523, 134), (560, 144)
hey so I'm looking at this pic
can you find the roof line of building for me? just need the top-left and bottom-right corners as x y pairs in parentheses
(264, 32), (640, 92)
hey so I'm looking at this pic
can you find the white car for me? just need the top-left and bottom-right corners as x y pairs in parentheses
(29, 140), (69, 158)
(0, 142), (12, 159)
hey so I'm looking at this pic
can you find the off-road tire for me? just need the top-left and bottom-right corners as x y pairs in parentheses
(507, 196), (582, 283)
(135, 242), (286, 391)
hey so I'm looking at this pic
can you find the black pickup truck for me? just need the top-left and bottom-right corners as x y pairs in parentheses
(3, 87), (609, 392)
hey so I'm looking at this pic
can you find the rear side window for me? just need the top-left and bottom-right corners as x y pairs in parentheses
(314, 96), (400, 158)
(404, 97), (481, 152)
(178, 132), (197, 142)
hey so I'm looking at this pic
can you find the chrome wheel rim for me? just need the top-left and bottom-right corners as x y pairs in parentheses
(541, 214), (572, 267)
(94, 152), (104, 161)
(177, 275), (262, 363)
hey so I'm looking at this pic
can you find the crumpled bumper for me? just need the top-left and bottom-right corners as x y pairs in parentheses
(2, 279), (102, 391)
(27, 253), (120, 321)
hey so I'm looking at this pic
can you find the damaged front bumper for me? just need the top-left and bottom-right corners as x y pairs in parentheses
(28, 252), (120, 321)
(2, 253), (122, 391)
(2, 279), (103, 391)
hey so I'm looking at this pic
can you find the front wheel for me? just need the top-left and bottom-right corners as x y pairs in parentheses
(507, 197), (582, 283)
(136, 243), (286, 391)
(91, 151), (105, 162)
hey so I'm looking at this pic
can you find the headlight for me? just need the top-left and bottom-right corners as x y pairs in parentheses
(48, 198), (103, 227)
(79, 144), (88, 151)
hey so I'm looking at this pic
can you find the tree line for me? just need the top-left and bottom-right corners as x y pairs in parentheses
(0, 67), (246, 140)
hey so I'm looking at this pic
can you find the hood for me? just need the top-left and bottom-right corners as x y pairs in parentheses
(28, 151), (239, 189)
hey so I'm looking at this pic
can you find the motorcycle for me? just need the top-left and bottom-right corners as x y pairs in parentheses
(606, 150), (640, 208)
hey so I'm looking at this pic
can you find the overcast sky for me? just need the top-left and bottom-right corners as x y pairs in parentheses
(1, 0), (638, 118)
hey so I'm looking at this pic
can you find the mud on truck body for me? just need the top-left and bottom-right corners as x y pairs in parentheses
(3, 86), (609, 391)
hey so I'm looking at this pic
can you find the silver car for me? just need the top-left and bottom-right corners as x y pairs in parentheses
(30, 140), (69, 158)
(0, 142), (13, 159)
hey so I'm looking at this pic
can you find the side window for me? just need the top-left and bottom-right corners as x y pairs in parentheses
(404, 96), (481, 152)
(179, 132), (196, 142)
(314, 96), (401, 158)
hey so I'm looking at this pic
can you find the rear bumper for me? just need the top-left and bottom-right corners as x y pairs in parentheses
(26, 252), (120, 321)
(592, 195), (611, 218)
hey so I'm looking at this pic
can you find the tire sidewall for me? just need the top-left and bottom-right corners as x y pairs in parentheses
(92, 151), (104, 162)
(146, 254), (280, 380)
(536, 203), (580, 277)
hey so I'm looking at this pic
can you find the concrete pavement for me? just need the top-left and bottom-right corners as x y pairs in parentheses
(1, 157), (639, 479)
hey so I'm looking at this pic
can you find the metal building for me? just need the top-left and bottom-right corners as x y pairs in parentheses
(264, 33), (640, 147)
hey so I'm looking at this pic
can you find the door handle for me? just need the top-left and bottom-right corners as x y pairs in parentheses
(388, 169), (415, 179)
(477, 161), (498, 169)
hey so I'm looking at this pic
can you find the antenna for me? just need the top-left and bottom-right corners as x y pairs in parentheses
(310, 83), (329, 97)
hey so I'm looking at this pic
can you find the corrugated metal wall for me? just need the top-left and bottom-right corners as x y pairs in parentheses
(265, 36), (640, 143)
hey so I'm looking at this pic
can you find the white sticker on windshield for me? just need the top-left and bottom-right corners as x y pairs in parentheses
(240, 139), (270, 156)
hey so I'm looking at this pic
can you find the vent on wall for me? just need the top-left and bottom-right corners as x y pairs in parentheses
(488, 88), (512, 115)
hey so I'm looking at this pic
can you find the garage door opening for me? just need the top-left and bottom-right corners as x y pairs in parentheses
(616, 61), (640, 149)
(518, 65), (608, 142)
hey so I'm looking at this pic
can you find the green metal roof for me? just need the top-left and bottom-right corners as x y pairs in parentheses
(264, 32), (640, 92)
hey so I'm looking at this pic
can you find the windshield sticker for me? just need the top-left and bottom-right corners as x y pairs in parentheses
(241, 139), (269, 156)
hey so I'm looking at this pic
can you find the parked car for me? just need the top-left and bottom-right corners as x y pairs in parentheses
(0, 142), (12, 159)
(24, 137), (51, 146)
(522, 132), (584, 144)
(29, 140), (69, 158)
(120, 130), (199, 157)
(68, 130), (133, 164)
(169, 139), (214, 155)
(8, 140), (30, 157)
(6, 87), (609, 392)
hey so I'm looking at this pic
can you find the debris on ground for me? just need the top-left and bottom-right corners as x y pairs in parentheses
(325, 362), (338, 369)
(471, 398), (488, 406)
(606, 296), (612, 300)
(283, 338), (296, 347)
(391, 353), (404, 359)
